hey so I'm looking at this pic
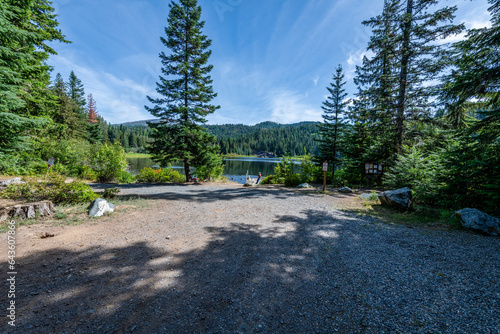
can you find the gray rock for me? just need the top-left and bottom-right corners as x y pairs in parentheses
(455, 208), (500, 236)
(378, 187), (412, 210)
(297, 183), (312, 188)
(0, 177), (24, 186)
(88, 198), (115, 217)
(339, 187), (353, 193)
(360, 193), (377, 200)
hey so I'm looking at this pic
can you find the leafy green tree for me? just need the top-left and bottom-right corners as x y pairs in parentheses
(316, 65), (348, 184)
(89, 142), (127, 183)
(145, 0), (220, 181)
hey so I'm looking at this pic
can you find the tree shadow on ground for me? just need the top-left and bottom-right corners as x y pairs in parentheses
(3, 191), (498, 333)
(91, 183), (356, 203)
(1, 209), (354, 333)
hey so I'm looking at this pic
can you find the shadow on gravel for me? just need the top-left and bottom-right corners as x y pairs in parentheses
(4, 207), (499, 333)
(90, 183), (354, 203)
(2, 209), (351, 333)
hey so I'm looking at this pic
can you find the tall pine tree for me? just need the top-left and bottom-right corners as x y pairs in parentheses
(316, 65), (348, 184)
(146, 0), (220, 181)
(392, 0), (464, 153)
(5, 0), (69, 118)
(347, 0), (464, 181)
(86, 94), (103, 143)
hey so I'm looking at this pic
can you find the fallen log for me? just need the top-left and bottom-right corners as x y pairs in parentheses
(0, 201), (55, 223)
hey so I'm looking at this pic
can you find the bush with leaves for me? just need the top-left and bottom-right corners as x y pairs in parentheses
(136, 167), (185, 183)
(284, 173), (302, 187)
(0, 174), (98, 205)
(116, 170), (136, 184)
(195, 153), (225, 181)
(274, 155), (295, 179)
(89, 142), (127, 182)
(260, 175), (284, 185)
(299, 153), (322, 184)
(102, 187), (120, 199)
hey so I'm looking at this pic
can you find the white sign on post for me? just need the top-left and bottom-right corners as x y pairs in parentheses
(323, 162), (328, 171)
(47, 158), (55, 167)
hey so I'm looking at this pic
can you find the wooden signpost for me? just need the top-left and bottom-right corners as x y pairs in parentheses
(47, 158), (54, 175)
(323, 162), (328, 192)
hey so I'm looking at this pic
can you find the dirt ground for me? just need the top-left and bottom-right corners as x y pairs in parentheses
(1, 183), (498, 333)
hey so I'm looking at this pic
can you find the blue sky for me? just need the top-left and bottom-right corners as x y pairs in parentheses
(49, 0), (492, 125)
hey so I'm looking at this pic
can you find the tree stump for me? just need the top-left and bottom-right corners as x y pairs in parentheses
(0, 201), (55, 222)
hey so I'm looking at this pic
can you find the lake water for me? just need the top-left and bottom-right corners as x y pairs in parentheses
(127, 157), (301, 184)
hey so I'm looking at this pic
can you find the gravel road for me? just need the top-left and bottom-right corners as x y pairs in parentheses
(2, 184), (499, 333)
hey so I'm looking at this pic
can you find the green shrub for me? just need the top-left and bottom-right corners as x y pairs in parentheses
(284, 173), (302, 187)
(37, 138), (91, 168)
(136, 167), (185, 183)
(195, 153), (225, 181)
(73, 165), (96, 180)
(0, 174), (98, 205)
(383, 146), (443, 204)
(0, 154), (35, 175)
(103, 187), (120, 199)
(274, 154), (295, 180)
(116, 170), (136, 184)
(89, 142), (127, 182)
(260, 174), (284, 185)
(299, 154), (321, 184)
(50, 163), (70, 175)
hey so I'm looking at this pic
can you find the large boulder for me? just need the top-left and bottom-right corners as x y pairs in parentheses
(455, 208), (500, 236)
(297, 183), (312, 188)
(88, 198), (115, 217)
(339, 187), (353, 193)
(378, 187), (412, 210)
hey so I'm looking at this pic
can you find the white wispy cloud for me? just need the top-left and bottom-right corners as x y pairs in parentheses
(313, 76), (319, 86)
(49, 53), (156, 124)
(267, 89), (321, 124)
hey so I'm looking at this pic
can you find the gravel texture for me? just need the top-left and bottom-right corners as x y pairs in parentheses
(1, 183), (499, 333)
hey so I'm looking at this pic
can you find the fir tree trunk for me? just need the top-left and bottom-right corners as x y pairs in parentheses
(184, 158), (192, 182)
(395, 0), (413, 155)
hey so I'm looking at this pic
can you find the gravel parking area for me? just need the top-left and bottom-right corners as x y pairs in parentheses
(1, 184), (499, 333)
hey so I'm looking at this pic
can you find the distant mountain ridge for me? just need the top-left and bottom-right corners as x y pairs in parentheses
(112, 119), (320, 156)
(115, 119), (317, 129)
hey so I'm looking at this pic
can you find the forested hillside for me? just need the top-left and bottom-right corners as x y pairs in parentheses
(109, 121), (319, 156)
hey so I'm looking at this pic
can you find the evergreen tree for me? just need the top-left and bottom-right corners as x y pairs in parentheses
(441, 0), (499, 131)
(145, 0), (220, 181)
(345, 0), (464, 183)
(316, 65), (348, 184)
(86, 94), (103, 143)
(393, 0), (463, 153)
(0, 1), (37, 112)
(50, 73), (83, 138)
(4, 0), (69, 118)
(350, 0), (400, 165)
(0, 112), (48, 157)
(67, 71), (86, 108)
